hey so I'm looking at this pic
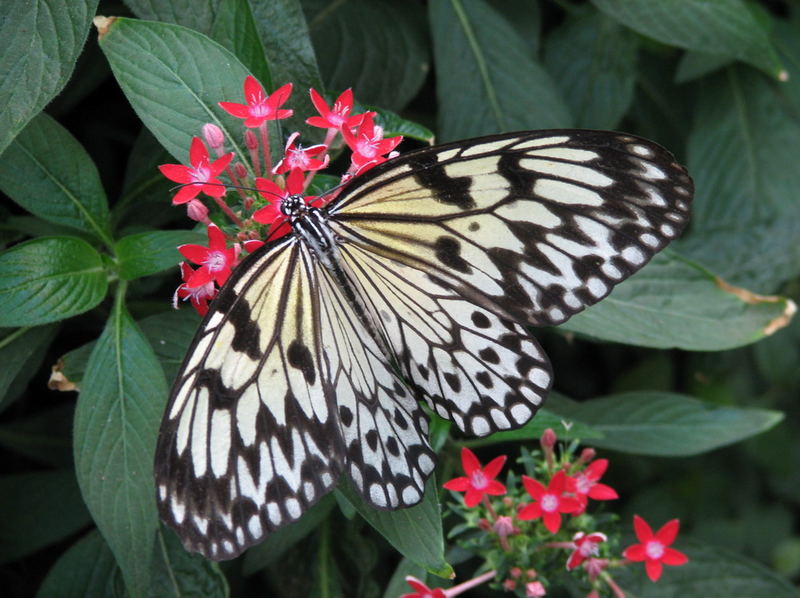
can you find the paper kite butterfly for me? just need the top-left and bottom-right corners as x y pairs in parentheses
(155, 129), (693, 559)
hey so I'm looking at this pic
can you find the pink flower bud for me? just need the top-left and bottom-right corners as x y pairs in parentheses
(541, 428), (557, 449)
(493, 515), (514, 538)
(478, 518), (491, 531)
(202, 123), (225, 150)
(525, 581), (546, 597)
(245, 129), (258, 150)
(578, 448), (596, 465)
(526, 569), (537, 580)
(503, 579), (516, 591)
(587, 591), (600, 598)
(503, 496), (514, 508)
(234, 162), (248, 179)
(186, 199), (209, 222)
(510, 567), (522, 579)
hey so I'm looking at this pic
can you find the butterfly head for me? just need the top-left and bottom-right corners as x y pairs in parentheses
(280, 194), (308, 220)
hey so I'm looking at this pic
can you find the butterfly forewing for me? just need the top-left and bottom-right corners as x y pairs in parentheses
(156, 128), (693, 560)
(330, 129), (692, 326)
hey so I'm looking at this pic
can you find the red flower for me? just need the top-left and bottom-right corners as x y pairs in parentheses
(178, 224), (238, 288)
(400, 576), (446, 598)
(306, 88), (365, 130)
(158, 137), (233, 204)
(442, 447), (506, 507)
(273, 132), (329, 174)
(517, 471), (581, 534)
(623, 515), (688, 581)
(252, 169), (317, 240)
(173, 262), (217, 316)
(566, 531), (607, 571)
(219, 77), (293, 128)
(567, 459), (618, 513)
(341, 112), (402, 174)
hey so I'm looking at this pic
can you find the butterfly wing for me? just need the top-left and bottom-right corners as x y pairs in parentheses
(330, 129), (693, 327)
(327, 129), (692, 436)
(156, 236), (435, 560)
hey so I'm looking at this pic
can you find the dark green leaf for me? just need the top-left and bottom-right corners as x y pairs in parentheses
(675, 50), (734, 83)
(0, 113), (112, 245)
(243, 494), (336, 574)
(249, 0), (324, 139)
(429, 0), (571, 141)
(0, 404), (74, 468)
(543, 8), (638, 129)
(591, 0), (785, 79)
(73, 297), (167, 596)
(138, 308), (202, 384)
(97, 18), (254, 166)
(336, 476), (452, 577)
(548, 392), (782, 456)
(0, 324), (58, 410)
(0, 237), (107, 326)
(754, 311), (800, 388)
(116, 229), (205, 280)
(123, 0), (218, 34)
(211, 0), (271, 87)
(37, 530), (121, 598)
(677, 67), (800, 292)
(487, 0), (541, 55)
(149, 527), (229, 597)
(368, 105), (435, 143)
(562, 251), (796, 351)
(0, 470), (92, 564)
(615, 538), (797, 597)
(0, 0), (99, 155)
(304, 0), (429, 112)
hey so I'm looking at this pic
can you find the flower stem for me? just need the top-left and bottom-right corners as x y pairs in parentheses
(445, 570), (496, 597)
(482, 495), (498, 520)
(259, 123), (272, 174)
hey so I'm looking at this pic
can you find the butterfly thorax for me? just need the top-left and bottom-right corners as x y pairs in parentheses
(285, 198), (339, 272)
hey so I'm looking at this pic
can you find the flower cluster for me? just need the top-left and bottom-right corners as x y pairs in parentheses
(411, 429), (688, 598)
(159, 77), (402, 315)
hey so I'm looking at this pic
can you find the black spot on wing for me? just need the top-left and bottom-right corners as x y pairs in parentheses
(434, 236), (471, 273)
(407, 152), (475, 210)
(287, 339), (316, 384)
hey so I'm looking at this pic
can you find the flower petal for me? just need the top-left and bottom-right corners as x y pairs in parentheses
(218, 101), (251, 118)
(188, 137), (209, 166)
(542, 511), (562, 534)
(460, 447), (481, 475)
(464, 489), (483, 508)
(522, 475), (545, 499)
(158, 163), (192, 183)
(655, 519), (680, 546)
(179, 244), (210, 263)
(661, 547), (688, 566)
(587, 483), (618, 500)
(243, 75), (265, 102)
(442, 477), (470, 491)
(622, 544), (646, 561)
(516, 503), (541, 521)
(645, 559), (663, 582)
(632, 515), (654, 541)
(483, 455), (506, 479)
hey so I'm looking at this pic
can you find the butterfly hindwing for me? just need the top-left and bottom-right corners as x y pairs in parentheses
(330, 129), (692, 327)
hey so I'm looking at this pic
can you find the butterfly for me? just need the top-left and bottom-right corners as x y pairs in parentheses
(154, 129), (693, 560)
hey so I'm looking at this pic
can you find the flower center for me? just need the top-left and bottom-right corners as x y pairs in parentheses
(645, 540), (665, 560)
(205, 250), (227, 272)
(250, 101), (270, 119)
(191, 164), (211, 183)
(580, 540), (599, 557)
(540, 493), (559, 513)
(470, 470), (488, 489)
(575, 473), (592, 495)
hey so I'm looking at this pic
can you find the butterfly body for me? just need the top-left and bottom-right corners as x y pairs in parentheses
(155, 129), (692, 560)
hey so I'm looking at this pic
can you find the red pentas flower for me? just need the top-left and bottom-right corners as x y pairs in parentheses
(178, 223), (239, 288)
(273, 132), (329, 174)
(400, 577), (446, 598)
(158, 137), (234, 205)
(252, 168), (318, 240)
(173, 262), (217, 316)
(307, 88), (365, 130)
(623, 515), (688, 581)
(566, 531), (607, 571)
(518, 470), (581, 534)
(442, 447), (507, 507)
(567, 458), (618, 513)
(341, 112), (402, 174)
(219, 76), (293, 128)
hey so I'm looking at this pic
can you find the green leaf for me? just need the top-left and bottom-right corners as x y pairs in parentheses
(0, 324), (58, 410)
(615, 538), (798, 597)
(123, 0), (218, 34)
(304, 0), (429, 112)
(0, 112), (113, 245)
(0, 0), (99, 155)
(487, 0), (541, 55)
(543, 8), (638, 129)
(675, 50), (734, 83)
(116, 229), (205, 281)
(211, 0), (271, 87)
(429, 0), (572, 141)
(37, 530), (121, 598)
(243, 494), (337, 574)
(561, 251), (796, 351)
(149, 527), (229, 597)
(73, 295), (168, 596)
(336, 476), (452, 578)
(383, 558), (428, 598)
(0, 470), (92, 564)
(677, 66), (800, 292)
(467, 407), (601, 448)
(138, 309), (202, 385)
(249, 0), (324, 139)
(97, 18), (254, 167)
(754, 310), (800, 388)
(368, 105), (435, 143)
(591, 0), (785, 79)
(0, 236), (107, 326)
(548, 392), (783, 456)
(0, 404), (74, 468)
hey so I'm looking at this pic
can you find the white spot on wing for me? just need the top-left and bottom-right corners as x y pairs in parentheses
(521, 158), (614, 187)
(210, 409), (231, 477)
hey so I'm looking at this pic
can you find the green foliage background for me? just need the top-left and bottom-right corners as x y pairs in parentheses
(0, 0), (798, 596)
